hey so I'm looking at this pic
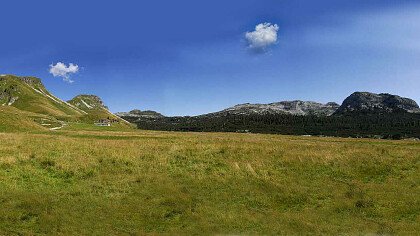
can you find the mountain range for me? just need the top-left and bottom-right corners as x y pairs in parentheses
(116, 91), (420, 139)
(116, 92), (420, 121)
(1, 74), (419, 137)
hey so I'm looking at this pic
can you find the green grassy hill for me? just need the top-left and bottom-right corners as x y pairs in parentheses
(67, 95), (133, 128)
(0, 75), (132, 131)
(0, 75), (85, 120)
(0, 106), (62, 132)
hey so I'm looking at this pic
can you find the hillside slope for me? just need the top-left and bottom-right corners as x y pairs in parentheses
(0, 106), (63, 132)
(68, 95), (132, 127)
(0, 75), (85, 119)
(0, 75), (132, 130)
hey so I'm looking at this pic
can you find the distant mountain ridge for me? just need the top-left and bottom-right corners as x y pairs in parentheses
(117, 92), (419, 119)
(116, 92), (420, 138)
(205, 101), (340, 117)
(115, 110), (164, 119)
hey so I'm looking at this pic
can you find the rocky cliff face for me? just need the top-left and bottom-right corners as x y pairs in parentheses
(335, 92), (420, 114)
(206, 101), (340, 117)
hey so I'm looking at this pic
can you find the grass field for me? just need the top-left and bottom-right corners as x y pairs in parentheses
(0, 128), (419, 235)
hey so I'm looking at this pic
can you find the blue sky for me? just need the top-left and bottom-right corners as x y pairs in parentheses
(1, 0), (419, 115)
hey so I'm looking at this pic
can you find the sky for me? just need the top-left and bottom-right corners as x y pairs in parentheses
(1, 0), (420, 116)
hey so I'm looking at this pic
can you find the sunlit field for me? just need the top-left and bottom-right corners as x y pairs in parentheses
(0, 128), (419, 235)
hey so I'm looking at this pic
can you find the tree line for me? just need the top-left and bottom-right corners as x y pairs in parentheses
(121, 112), (420, 139)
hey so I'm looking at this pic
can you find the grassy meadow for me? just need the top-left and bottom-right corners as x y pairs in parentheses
(0, 128), (419, 235)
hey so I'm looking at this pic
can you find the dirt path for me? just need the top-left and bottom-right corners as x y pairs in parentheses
(49, 121), (66, 131)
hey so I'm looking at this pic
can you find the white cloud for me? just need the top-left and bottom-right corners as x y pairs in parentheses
(49, 62), (79, 83)
(245, 23), (279, 52)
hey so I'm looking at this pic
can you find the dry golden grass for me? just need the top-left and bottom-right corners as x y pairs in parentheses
(0, 129), (419, 234)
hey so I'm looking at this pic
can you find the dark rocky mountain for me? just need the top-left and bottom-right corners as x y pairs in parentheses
(335, 92), (420, 114)
(205, 101), (340, 117)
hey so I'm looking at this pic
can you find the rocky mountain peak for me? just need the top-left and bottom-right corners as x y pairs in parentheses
(68, 94), (108, 110)
(18, 76), (43, 86)
(335, 92), (420, 114)
(0, 75), (44, 88)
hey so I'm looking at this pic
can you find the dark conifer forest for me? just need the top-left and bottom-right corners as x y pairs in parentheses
(122, 112), (420, 139)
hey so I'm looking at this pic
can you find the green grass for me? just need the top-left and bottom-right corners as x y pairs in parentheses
(0, 106), (47, 132)
(0, 129), (419, 235)
(62, 122), (135, 131)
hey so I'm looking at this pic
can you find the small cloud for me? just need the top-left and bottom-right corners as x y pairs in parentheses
(245, 23), (279, 52)
(49, 62), (79, 83)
